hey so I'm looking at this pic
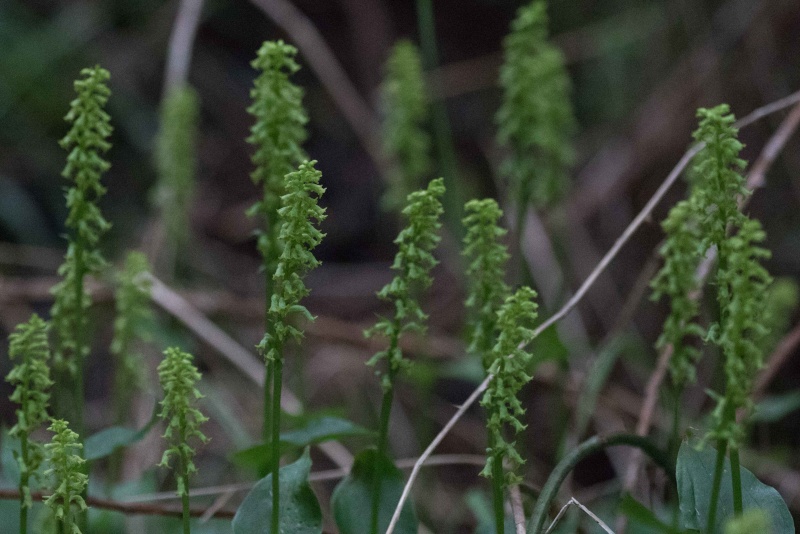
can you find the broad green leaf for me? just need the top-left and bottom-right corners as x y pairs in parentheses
(618, 494), (684, 533)
(331, 448), (417, 534)
(676, 442), (794, 534)
(84, 405), (159, 461)
(281, 416), (373, 447)
(752, 390), (800, 423)
(231, 416), (372, 471)
(232, 448), (322, 534)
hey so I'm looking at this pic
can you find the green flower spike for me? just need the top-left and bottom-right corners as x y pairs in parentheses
(259, 159), (327, 363)
(111, 251), (153, 423)
(247, 40), (308, 288)
(6, 314), (52, 531)
(650, 198), (705, 387)
(367, 177), (446, 385)
(158, 347), (209, 533)
(481, 286), (539, 487)
(154, 85), (200, 253)
(496, 0), (575, 211)
(381, 40), (432, 211)
(687, 104), (773, 528)
(364, 177), (444, 534)
(690, 105), (773, 446)
(49, 65), (112, 440)
(257, 159), (325, 534)
(44, 419), (88, 534)
(51, 65), (113, 375)
(462, 198), (511, 370)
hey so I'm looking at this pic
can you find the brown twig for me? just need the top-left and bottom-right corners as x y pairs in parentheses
(0, 489), (235, 519)
(753, 321), (800, 400)
(163, 0), (204, 95)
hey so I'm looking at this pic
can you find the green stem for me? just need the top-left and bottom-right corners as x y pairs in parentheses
(270, 357), (283, 534)
(370, 379), (395, 534)
(415, 0), (463, 238)
(72, 240), (86, 440)
(263, 360), (273, 444)
(491, 447), (505, 534)
(19, 437), (28, 534)
(181, 478), (191, 534)
(528, 433), (674, 534)
(706, 438), (728, 533)
(730, 445), (743, 516)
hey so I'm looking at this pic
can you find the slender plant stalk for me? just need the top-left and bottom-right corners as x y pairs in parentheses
(246, 40), (308, 442)
(706, 438), (728, 533)
(730, 446), (743, 514)
(270, 357), (283, 534)
(256, 160), (325, 531)
(365, 178), (445, 534)
(490, 438), (505, 534)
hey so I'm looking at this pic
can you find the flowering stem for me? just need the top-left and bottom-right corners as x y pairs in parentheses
(706, 438), (728, 533)
(179, 451), (191, 534)
(490, 434), (505, 534)
(19, 438), (28, 534)
(730, 445), (743, 515)
(371, 334), (398, 534)
(270, 355), (284, 534)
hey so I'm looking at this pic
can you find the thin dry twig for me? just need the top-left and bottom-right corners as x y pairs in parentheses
(247, 0), (385, 172)
(0, 489), (235, 519)
(125, 454), (487, 503)
(754, 321), (800, 399)
(386, 89), (800, 534)
(546, 497), (615, 534)
(386, 375), (491, 533)
(509, 483), (527, 534)
(163, 0), (204, 94)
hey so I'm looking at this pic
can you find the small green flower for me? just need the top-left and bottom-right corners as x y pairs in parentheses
(157, 347), (209, 496)
(462, 198), (510, 370)
(381, 40), (432, 211)
(247, 40), (308, 283)
(44, 419), (88, 534)
(51, 65), (113, 375)
(367, 178), (446, 385)
(496, 0), (575, 210)
(689, 104), (773, 447)
(258, 160), (326, 363)
(6, 314), (53, 511)
(651, 198), (705, 386)
(480, 286), (539, 486)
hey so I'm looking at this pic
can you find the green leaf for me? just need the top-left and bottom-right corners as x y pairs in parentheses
(751, 390), (800, 423)
(676, 442), (794, 533)
(281, 416), (373, 447)
(331, 448), (417, 534)
(231, 416), (372, 471)
(84, 404), (158, 461)
(618, 494), (684, 533)
(232, 448), (322, 534)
